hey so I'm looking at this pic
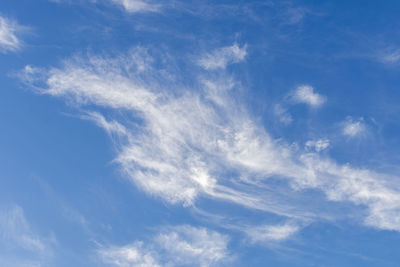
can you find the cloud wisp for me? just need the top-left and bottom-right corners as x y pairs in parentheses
(0, 16), (25, 53)
(273, 104), (293, 125)
(50, 0), (162, 13)
(110, 0), (161, 13)
(342, 117), (367, 138)
(20, 45), (400, 238)
(197, 44), (247, 70)
(245, 222), (301, 243)
(98, 225), (230, 267)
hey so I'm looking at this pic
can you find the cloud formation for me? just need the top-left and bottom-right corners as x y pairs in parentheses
(342, 117), (367, 138)
(0, 16), (23, 53)
(20, 45), (400, 237)
(99, 242), (160, 267)
(245, 222), (301, 243)
(305, 139), (330, 152)
(377, 48), (400, 64)
(290, 85), (326, 107)
(50, 0), (161, 13)
(197, 44), (247, 70)
(98, 225), (230, 267)
(0, 205), (54, 266)
(273, 104), (293, 125)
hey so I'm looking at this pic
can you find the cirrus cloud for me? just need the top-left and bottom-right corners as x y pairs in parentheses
(0, 16), (25, 53)
(20, 45), (400, 238)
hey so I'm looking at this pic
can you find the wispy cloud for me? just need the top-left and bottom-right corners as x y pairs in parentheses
(157, 225), (230, 266)
(197, 44), (247, 70)
(375, 47), (400, 65)
(50, 0), (161, 13)
(246, 222), (301, 243)
(20, 45), (400, 235)
(0, 205), (46, 253)
(342, 117), (367, 138)
(0, 205), (54, 265)
(98, 225), (230, 267)
(110, 0), (161, 13)
(98, 241), (160, 267)
(0, 16), (25, 53)
(305, 139), (330, 152)
(274, 104), (293, 125)
(381, 50), (400, 64)
(290, 85), (326, 107)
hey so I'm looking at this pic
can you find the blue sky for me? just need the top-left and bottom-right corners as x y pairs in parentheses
(1, 0), (400, 266)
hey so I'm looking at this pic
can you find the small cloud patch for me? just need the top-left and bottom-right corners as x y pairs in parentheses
(342, 117), (367, 138)
(290, 85), (326, 107)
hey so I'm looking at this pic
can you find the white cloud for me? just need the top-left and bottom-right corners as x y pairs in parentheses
(197, 44), (247, 70)
(98, 225), (230, 267)
(98, 242), (160, 267)
(21, 46), (400, 233)
(299, 154), (400, 231)
(290, 85), (326, 107)
(305, 139), (330, 152)
(246, 222), (301, 243)
(81, 111), (129, 137)
(156, 225), (229, 266)
(110, 0), (161, 13)
(342, 117), (367, 138)
(377, 47), (400, 65)
(51, 0), (161, 13)
(0, 16), (24, 53)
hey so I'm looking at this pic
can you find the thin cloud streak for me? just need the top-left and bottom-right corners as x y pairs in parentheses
(98, 241), (160, 267)
(342, 117), (367, 138)
(274, 104), (293, 125)
(50, 0), (161, 13)
(0, 16), (24, 53)
(110, 0), (161, 13)
(197, 44), (247, 70)
(245, 222), (301, 243)
(0, 205), (46, 253)
(0, 205), (54, 266)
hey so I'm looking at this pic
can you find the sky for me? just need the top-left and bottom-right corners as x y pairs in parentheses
(1, 0), (400, 266)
